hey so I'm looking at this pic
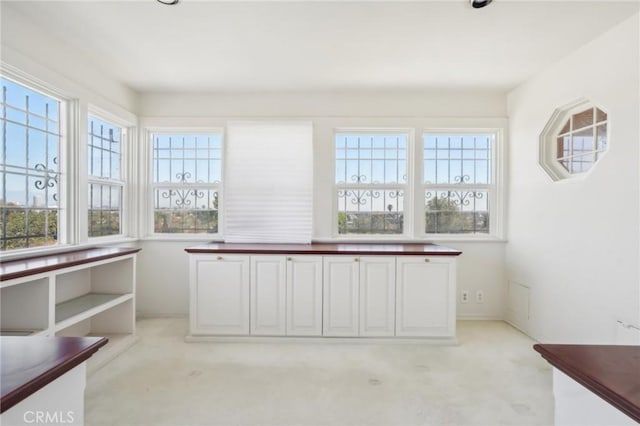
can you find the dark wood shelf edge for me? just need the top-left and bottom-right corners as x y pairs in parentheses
(184, 243), (462, 256)
(533, 344), (640, 423)
(1, 247), (141, 281)
(0, 337), (108, 414)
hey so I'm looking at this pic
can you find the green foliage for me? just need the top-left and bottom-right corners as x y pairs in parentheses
(88, 210), (120, 237)
(425, 195), (489, 234)
(0, 203), (58, 251)
(337, 211), (347, 234)
(338, 211), (403, 235)
(154, 209), (218, 233)
(425, 196), (465, 234)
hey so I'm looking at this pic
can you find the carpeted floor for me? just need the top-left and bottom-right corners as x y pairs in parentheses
(85, 318), (553, 426)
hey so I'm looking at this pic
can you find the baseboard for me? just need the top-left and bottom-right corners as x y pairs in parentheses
(456, 315), (504, 321)
(136, 312), (188, 319)
(504, 318), (533, 339)
(185, 334), (459, 345)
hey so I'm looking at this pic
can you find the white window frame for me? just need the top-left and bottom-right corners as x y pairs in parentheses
(419, 128), (504, 241)
(332, 128), (415, 240)
(86, 108), (131, 242)
(146, 127), (224, 239)
(0, 70), (71, 255)
(539, 98), (608, 181)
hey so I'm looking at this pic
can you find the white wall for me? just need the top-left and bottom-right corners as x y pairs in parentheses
(506, 14), (640, 343)
(1, 2), (139, 255)
(137, 92), (508, 317)
(2, 1), (509, 321)
(140, 91), (505, 118)
(0, 3), (138, 114)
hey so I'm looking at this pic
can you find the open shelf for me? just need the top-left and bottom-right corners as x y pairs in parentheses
(55, 293), (133, 327)
(1, 277), (49, 335)
(1, 247), (140, 374)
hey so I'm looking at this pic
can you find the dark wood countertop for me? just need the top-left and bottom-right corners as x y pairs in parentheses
(0, 336), (108, 413)
(185, 242), (462, 256)
(0, 247), (141, 281)
(534, 343), (640, 423)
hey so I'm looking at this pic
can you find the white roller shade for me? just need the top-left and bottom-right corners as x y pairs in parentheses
(224, 121), (313, 244)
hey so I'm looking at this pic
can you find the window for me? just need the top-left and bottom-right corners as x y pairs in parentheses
(556, 106), (607, 174)
(423, 133), (494, 235)
(540, 99), (608, 181)
(152, 133), (222, 234)
(335, 132), (408, 235)
(88, 115), (124, 237)
(1, 78), (62, 251)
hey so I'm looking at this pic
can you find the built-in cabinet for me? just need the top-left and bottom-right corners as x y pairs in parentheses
(250, 255), (286, 336)
(190, 254), (250, 335)
(359, 256), (396, 337)
(0, 247), (140, 373)
(190, 254), (324, 337)
(395, 257), (456, 337)
(286, 256), (323, 336)
(187, 244), (460, 341)
(323, 256), (397, 337)
(323, 256), (360, 336)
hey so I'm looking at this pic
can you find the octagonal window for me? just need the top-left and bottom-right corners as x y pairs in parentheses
(539, 100), (608, 181)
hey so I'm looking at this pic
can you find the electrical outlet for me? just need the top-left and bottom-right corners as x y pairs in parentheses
(476, 290), (484, 303)
(461, 290), (469, 304)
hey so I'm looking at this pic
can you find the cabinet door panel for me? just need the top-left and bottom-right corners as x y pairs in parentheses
(395, 257), (455, 337)
(359, 256), (395, 337)
(323, 257), (359, 336)
(191, 255), (250, 335)
(286, 256), (322, 336)
(250, 256), (286, 336)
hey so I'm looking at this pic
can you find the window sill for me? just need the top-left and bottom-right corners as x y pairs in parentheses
(88, 235), (138, 246)
(426, 236), (507, 243)
(141, 234), (223, 243)
(320, 235), (507, 244)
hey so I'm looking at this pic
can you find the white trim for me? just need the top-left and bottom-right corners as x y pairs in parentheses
(421, 128), (504, 240)
(185, 335), (459, 345)
(144, 127), (225, 238)
(0, 64), (69, 102)
(140, 234), (220, 242)
(539, 98), (608, 182)
(457, 315), (505, 321)
(88, 105), (135, 129)
(86, 112), (129, 240)
(332, 127), (414, 239)
(1, 71), (72, 250)
(61, 98), (76, 247)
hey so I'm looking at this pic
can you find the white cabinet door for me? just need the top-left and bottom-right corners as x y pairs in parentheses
(190, 254), (250, 335)
(286, 256), (323, 336)
(359, 256), (396, 337)
(250, 256), (286, 336)
(395, 256), (456, 337)
(323, 256), (359, 336)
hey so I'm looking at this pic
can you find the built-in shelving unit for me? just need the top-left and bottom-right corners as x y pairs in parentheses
(56, 293), (132, 325)
(0, 277), (48, 336)
(0, 247), (141, 374)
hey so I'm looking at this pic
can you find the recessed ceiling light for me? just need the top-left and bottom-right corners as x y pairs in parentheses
(157, 0), (180, 5)
(470, 0), (493, 9)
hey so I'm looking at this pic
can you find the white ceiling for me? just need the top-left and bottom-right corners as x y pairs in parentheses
(2, 0), (639, 93)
